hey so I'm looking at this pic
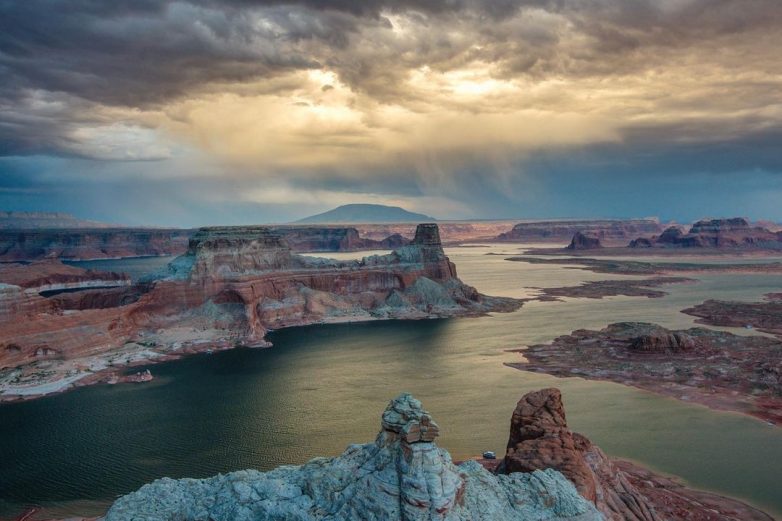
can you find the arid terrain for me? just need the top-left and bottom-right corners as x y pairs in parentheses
(509, 323), (782, 425)
(0, 224), (520, 402)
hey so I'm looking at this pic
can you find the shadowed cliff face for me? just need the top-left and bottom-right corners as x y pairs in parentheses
(103, 393), (601, 521)
(0, 228), (193, 261)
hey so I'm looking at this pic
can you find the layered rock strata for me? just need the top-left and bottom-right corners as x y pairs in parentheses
(509, 323), (782, 424)
(498, 389), (773, 521)
(629, 218), (782, 250)
(496, 219), (662, 243)
(0, 228), (192, 260)
(270, 226), (409, 252)
(0, 226), (411, 261)
(0, 224), (520, 401)
(104, 393), (601, 521)
(566, 232), (602, 250)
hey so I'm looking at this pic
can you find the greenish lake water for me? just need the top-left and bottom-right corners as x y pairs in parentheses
(3, 245), (782, 518)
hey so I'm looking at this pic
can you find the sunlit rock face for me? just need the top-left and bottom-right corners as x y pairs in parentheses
(0, 224), (521, 400)
(105, 393), (602, 521)
(499, 389), (660, 521)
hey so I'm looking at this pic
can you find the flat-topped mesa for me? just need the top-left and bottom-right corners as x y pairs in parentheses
(689, 217), (751, 233)
(104, 393), (600, 521)
(184, 226), (303, 281)
(496, 219), (662, 243)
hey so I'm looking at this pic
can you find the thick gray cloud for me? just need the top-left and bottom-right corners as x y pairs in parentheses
(1, 0), (781, 223)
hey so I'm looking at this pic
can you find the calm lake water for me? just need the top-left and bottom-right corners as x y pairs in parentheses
(3, 245), (782, 518)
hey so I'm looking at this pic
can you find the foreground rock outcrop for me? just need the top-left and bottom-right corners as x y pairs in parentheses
(0, 224), (520, 401)
(509, 323), (782, 425)
(104, 393), (601, 521)
(496, 389), (772, 521)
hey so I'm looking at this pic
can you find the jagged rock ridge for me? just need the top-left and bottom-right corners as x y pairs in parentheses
(104, 393), (601, 521)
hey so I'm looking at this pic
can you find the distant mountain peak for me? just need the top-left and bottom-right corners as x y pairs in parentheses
(295, 203), (435, 224)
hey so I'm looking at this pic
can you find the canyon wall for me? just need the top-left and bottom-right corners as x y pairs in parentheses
(0, 226), (410, 261)
(0, 228), (193, 260)
(0, 224), (519, 400)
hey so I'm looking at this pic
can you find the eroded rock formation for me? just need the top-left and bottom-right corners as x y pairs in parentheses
(566, 232), (602, 250)
(499, 388), (598, 503)
(270, 226), (409, 252)
(103, 393), (601, 521)
(0, 224), (520, 401)
(509, 323), (782, 425)
(629, 218), (782, 250)
(0, 228), (192, 260)
(496, 219), (662, 243)
(498, 389), (773, 521)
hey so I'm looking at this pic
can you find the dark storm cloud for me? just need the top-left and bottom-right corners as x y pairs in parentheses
(1, 0), (782, 223)
(4, 0), (777, 108)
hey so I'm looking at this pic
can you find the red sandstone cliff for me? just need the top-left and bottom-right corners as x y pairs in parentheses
(0, 224), (519, 400)
(498, 389), (772, 521)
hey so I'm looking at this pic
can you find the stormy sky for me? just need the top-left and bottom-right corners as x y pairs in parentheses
(1, 0), (781, 226)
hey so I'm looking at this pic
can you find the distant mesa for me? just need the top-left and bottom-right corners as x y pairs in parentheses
(0, 211), (114, 229)
(496, 218), (662, 243)
(566, 231), (602, 250)
(628, 217), (782, 249)
(295, 203), (435, 224)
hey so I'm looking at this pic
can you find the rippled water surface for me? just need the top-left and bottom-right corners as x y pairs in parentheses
(3, 245), (782, 518)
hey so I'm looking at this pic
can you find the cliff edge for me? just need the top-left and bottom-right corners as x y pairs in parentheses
(104, 393), (601, 521)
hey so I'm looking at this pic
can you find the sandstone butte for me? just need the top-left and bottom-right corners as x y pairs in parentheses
(0, 224), (520, 401)
(81, 389), (772, 521)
